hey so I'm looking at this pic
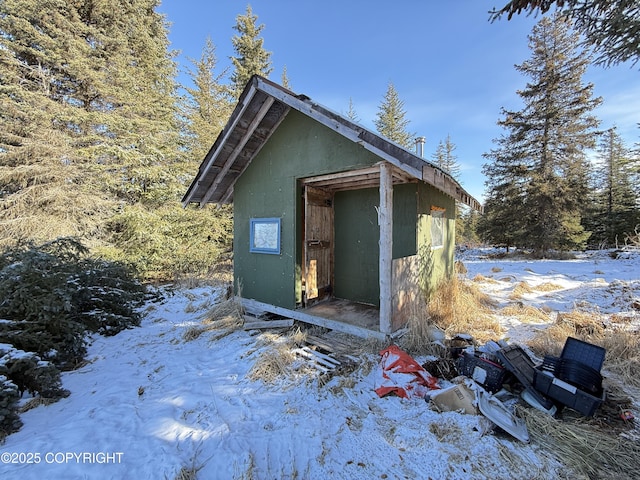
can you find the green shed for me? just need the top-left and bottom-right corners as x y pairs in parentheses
(183, 76), (481, 339)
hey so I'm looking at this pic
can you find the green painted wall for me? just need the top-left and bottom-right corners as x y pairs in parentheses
(234, 110), (381, 308)
(416, 184), (456, 297)
(233, 108), (456, 309)
(333, 183), (418, 306)
(334, 189), (379, 305)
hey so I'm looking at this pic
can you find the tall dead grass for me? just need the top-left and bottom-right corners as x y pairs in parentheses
(247, 329), (311, 384)
(499, 304), (552, 323)
(182, 296), (244, 342)
(519, 406), (640, 480)
(426, 276), (502, 343)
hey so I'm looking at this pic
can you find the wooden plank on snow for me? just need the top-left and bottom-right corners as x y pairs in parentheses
(243, 318), (294, 330)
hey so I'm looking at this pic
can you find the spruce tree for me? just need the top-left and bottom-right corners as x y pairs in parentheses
(0, 0), (180, 248)
(0, 0), (117, 245)
(432, 134), (461, 178)
(482, 15), (601, 255)
(585, 128), (638, 246)
(281, 65), (291, 89)
(230, 5), (272, 96)
(374, 82), (415, 149)
(346, 97), (360, 123)
(181, 37), (233, 162)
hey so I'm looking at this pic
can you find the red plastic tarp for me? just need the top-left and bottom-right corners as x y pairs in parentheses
(375, 345), (440, 399)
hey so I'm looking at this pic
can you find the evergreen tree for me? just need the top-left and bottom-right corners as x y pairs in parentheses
(374, 82), (415, 149)
(281, 65), (291, 89)
(491, 0), (640, 67)
(345, 97), (360, 123)
(0, 0), (114, 245)
(0, 0), (180, 248)
(481, 15), (601, 255)
(181, 37), (233, 162)
(230, 5), (272, 96)
(457, 207), (481, 246)
(585, 128), (638, 246)
(432, 134), (461, 178)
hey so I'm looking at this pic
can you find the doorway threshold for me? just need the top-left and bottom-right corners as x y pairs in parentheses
(240, 298), (387, 341)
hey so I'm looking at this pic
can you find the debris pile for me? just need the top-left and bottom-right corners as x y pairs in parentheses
(375, 335), (624, 444)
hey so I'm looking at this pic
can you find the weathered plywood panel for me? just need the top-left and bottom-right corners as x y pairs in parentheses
(304, 186), (333, 304)
(391, 255), (423, 331)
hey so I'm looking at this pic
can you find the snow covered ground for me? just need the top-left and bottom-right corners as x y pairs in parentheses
(1, 249), (639, 480)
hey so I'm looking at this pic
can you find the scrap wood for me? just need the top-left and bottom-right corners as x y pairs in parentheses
(305, 334), (360, 364)
(243, 316), (294, 330)
(293, 346), (340, 370)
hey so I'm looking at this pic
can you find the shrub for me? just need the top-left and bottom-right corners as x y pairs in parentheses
(0, 238), (146, 368)
(0, 345), (69, 398)
(0, 374), (22, 439)
(0, 344), (70, 439)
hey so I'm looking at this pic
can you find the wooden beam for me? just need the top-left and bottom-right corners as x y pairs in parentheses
(182, 85), (257, 206)
(199, 97), (275, 206)
(240, 298), (388, 341)
(243, 318), (294, 330)
(219, 105), (291, 204)
(302, 166), (381, 185)
(378, 162), (393, 334)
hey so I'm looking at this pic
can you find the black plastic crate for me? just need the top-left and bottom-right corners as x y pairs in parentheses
(561, 337), (605, 372)
(495, 345), (555, 410)
(533, 368), (605, 417)
(456, 352), (506, 393)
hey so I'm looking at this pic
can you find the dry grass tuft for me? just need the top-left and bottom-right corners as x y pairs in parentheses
(556, 311), (605, 336)
(427, 276), (502, 343)
(201, 296), (244, 325)
(399, 302), (447, 357)
(534, 282), (564, 292)
(472, 273), (499, 284)
(490, 266), (503, 273)
(248, 343), (298, 383)
(499, 303), (551, 323)
(519, 406), (640, 480)
(509, 281), (533, 299)
(248, 328), (311, 384)
(182, 296), (244, 342)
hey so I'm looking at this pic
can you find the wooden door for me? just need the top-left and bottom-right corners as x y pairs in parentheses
(303, 186), (333, 306)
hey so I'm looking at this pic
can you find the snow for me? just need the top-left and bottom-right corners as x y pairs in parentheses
(1, 250), (639, 479)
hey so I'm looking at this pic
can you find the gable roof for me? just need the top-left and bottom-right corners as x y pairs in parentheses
(182, 75), (482, 212)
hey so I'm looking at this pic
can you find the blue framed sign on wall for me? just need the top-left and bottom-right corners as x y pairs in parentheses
(249, 218), (281, 254)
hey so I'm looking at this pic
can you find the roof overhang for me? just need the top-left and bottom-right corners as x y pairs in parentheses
(182, 75), (483, 212)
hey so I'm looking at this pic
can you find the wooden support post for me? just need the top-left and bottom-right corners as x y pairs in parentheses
(378, 162), (393, 334)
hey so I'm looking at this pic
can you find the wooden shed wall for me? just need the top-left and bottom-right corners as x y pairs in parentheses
(233, 110), (381, 308)
(333, 184), (418, 306)
(417, 184), (456, 295)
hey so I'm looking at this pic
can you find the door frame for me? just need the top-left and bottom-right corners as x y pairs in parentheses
(301, 185), (334, 307)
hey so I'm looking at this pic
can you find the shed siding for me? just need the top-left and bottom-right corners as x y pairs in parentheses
(234, 110), (380, 308)
(416, 184), (456, 296)
(333, 184), (418, 306)
(233, 108), (456, 312)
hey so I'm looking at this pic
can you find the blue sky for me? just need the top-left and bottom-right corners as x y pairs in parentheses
(158, 0), (639, 202)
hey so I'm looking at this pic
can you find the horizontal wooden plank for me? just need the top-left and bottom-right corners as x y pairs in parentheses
(240, 298), (387, 341)
(243, 318), (294, 330)
(294, 347), (339, 369)
(302, 346), (341, 366)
